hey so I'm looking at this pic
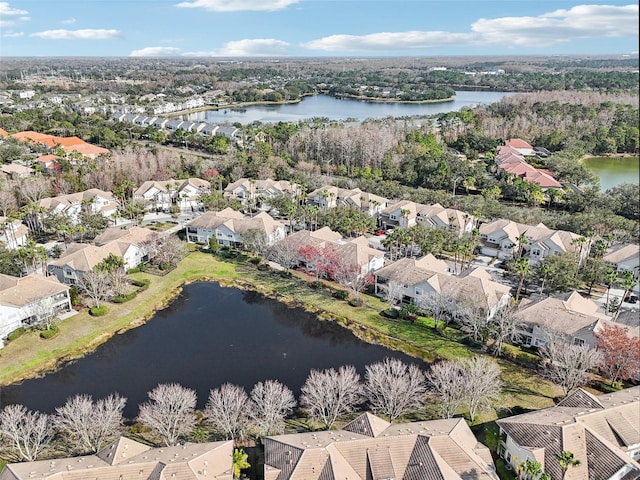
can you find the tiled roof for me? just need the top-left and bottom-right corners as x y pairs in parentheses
(0, 273), (68, 307)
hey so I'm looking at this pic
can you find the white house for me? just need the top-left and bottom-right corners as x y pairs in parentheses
(0, 217), (29, 250)
(603, 244), (640, 275)
(186, 209), (286, 248)
(416, 203), (476, 237)
(0, 273), (72, 348)
(479, 219), (586, 264)
(497, 387), (640, 480)
(379, 200), (418, 229)
(513, 291), (633, 349)
(48, 227), (156, 284)
(223, 178), (300, 206)
(133, 178), (210, 212)
(333, 236), (385, 275)
(38, 189), (119, 225)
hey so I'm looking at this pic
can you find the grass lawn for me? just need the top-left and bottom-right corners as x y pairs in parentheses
(0, 250), (562, 414)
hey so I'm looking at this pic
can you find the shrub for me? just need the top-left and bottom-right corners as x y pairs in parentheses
(69, 286), (81, 306)
(333, 290), (349, 300)
(112, 291), (137, 303)
(89, 305), (108, 317)
(309, 281), (323, 289)
(249, 257), (262, 265)
(131, 278), (151, 291)
(348, 298), (363, 307)
(6, 327), (26, 342)
(382, 308), (400, 319)
(127, 266), (142, 274)
(257, 264), (270, 271)
(40, 325), (59, 339)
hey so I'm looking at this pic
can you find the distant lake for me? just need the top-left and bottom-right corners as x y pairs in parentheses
(0, 282), (425, 419)
(181, 91), (515, 125)
(582, 156), (640, 191)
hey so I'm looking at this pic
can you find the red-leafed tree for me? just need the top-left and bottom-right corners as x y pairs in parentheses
(299, 244), (340, 282)
(596, 324), (640, 385)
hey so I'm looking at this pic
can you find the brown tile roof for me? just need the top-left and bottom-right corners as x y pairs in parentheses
(0, 437), (234, 480)
(0, 273), (68, 307)
(265, 413), (498, 480)
(603, 244), (640, 265)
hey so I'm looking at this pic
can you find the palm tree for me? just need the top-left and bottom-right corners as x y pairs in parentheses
(515, 257), (530, 301)
(605, 268), (618, 309)
(516, 234), (529, 259)
(617, 271), (638, 319)
(572, 236), (587, 269)
(557, 451), (581, 479)
(537, 262), (550, 295)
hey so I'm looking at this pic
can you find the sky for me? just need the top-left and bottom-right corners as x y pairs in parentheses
(0, 0), (638, 58)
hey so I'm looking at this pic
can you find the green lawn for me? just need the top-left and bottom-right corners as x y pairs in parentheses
(0, 251), (562, 414)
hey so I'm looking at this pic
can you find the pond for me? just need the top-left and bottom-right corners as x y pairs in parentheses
(582, 156), (640, 191)
(0, 282), (425, 419)
(181, 91), (515, 124)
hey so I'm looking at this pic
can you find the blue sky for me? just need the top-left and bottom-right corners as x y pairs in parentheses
(0, 1), (638, 57)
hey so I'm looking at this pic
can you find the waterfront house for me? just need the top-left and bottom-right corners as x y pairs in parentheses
(0, 273), (72, 348)
(0, 437), (234, 480)
(263, 412), (499, 480)
(186, 209), (285, 247)
(497, 386), (640, 480)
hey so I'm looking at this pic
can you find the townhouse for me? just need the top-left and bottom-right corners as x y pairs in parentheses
(264, 412), (499, 480)
(223, 178), (301, 207)
(307, 185), (388, 216)
(416, 202), (476, 237)
(495, 139), (563, 190)
(479, 219), (586, 264)
(0, 437), (234, 480)
(497, 387), (640, 480)
(186, 208), (286, 248)
(133, 177), (211, 212)
(603, 244), (640, 276)
(37, 189), (119, 224)
(379, 200), (419, 229)
(513, 291), (638, 348)
(0, 216), (29, 250)
(11, 131), (110, 159)
(374, 254), (511, 320)
(0, 273), (72, 348)
(48, 226), (156, 284)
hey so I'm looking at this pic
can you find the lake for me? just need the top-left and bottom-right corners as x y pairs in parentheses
(0, 282), (424, 419)
(181, 91), (515, 124)
(582, 156), (640, 191)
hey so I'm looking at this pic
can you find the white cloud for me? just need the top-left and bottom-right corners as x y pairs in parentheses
(0, 2), (28, 16)
(302, 31), (478, 52)
(184, 38), (289, 56)
(61, 17), (76, 25)
(2, 30), (24, 38)
(130, 46), (182, 57)
(472, 4), (638, 46)
(303, 3), (639, 52)
(0, 2), (29, 27)
(175, 0), (299, 12)
(30, 29), (121, 40)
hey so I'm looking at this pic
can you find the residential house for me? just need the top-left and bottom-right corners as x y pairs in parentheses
(11, 131), (110, 159)
(133, 178), (210, 212)
(48, 226), (155, 284)
(416, 203), (476, 237)
(186, 209), (285, 247)
(342, 190), (388, 216)
(282, 227), (344, 253)
(603, 244), (640, 276)
(0, 216), (28, 250)
(513, 291), (635, 348)
(0, 273), (72, 348)
(1, 163), (34, 178)
(497, 386), (640, 480)
(379, 200), (419, 229)
(306, 186), (387, 215)
(0, 437), (234, 480)
(479, 219), (586, 264)
(263, 412), (499, 480)
(505, 138), (537, 156)
(495, 140), (562, 190)
(375, 257), (510, 320)
(35, 154), (62, 174)
(223, 178), (300, 207)
(38, 189), (119, 224)
(333, 236), (385, 275)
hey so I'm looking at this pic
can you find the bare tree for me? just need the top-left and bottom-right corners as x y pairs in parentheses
(249, 380), (296, 438)
(416, 291), (457, 329)
(539, 333), (602, 395)
(266, 238), (299, 273)
(145, 234), (186, 268)
(204, 383), (251, 441)
(54, 393), (127, 453)
(300, 365), (363, 429)
(27, 296), (57, 331)
(333, 262), (373, 302)
(364, 358), (427, 422)
(425, 360), (466, 419)
(455, 299), (488, 343)
(460, 356), (502, 422)
(487, 305), (523, 356)
(0, 404), (53, 461)
(137, 383), (197, 446)
(17, 176), (51, 203)
(381, 280), (404, 312)
(77, 269), (111, 308)
(0, 189), (17, 216)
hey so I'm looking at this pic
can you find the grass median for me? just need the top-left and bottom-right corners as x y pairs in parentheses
(0, 250), (561, 413)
